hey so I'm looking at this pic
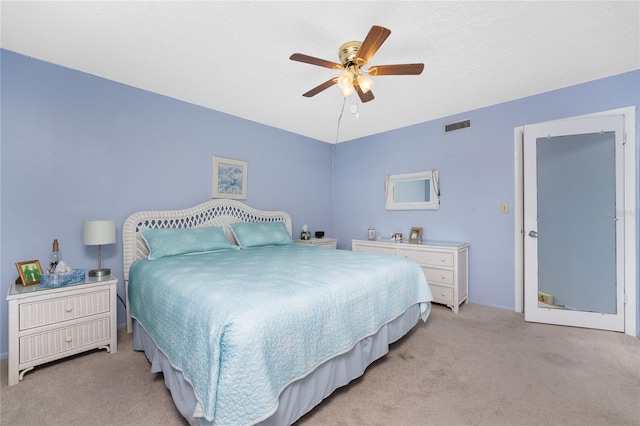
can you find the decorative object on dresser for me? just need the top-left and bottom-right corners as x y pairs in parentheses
(212, 156), (247, 200)
(83, 220), (116, 278)
(409, 227), (423, 244)
(391, 232), (403, 243)
(47, 239), (61, 273)
(40, 267), (86, 289)
(300, 224), (311, 240)
(314, 231), (325, 238)
(15, 260), (43, 286)
(368, 228), (376, 241)
(6, 276), (118, 385)
(352, 239), (469, 313)
(295, 237), (338, 249)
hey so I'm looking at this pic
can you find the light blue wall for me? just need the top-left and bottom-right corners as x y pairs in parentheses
(334, 70), (639, 321)
(0, 50), (334, 356)
(1, 49), (638, 359)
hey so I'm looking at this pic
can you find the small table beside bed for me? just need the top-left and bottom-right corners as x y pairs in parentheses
(123, 199), (433, 426)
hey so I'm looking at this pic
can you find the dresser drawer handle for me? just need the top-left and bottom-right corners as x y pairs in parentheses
(65, 337), (73, 343)
(440, 257), (446, 262)
(441, 274), (446, 280)
(65, 306), (73, 313)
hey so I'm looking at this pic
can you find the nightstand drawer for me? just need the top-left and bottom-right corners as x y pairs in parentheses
(430, 284), (454, 304)
(19, 289), (110, 330)
(19, 316), (111, 363)
(295, 238), (337, 249)
(398, 249), (454, 267)
(422, 267), (454, 285)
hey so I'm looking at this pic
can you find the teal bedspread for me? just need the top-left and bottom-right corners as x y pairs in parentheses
(129, 244), (432, 425)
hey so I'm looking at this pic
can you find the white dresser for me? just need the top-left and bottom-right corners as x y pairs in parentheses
(6, 276), (118, 385)
(352, 240), (469, 313)
(295, 238), (338, 249)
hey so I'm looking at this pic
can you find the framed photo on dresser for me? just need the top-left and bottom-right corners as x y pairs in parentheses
(16, 260), (43, 286)
(409, 227), (423, 244)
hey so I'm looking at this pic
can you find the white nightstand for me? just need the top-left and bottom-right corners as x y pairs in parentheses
(295, 238), (338, 249)
(6, 276), (118, 385)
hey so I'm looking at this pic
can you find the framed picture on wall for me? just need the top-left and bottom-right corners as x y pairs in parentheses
(16, 260), (43, 286)
(212, 156), (248, 199)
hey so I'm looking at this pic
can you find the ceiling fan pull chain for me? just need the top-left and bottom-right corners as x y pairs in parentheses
(350, 103), (359, 118)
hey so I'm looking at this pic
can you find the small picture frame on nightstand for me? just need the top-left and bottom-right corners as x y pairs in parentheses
(16, 260), (43, 286)
(409, 227), (423, 244)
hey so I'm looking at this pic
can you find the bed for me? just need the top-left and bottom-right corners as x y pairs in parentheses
(123, 199), (432, 426)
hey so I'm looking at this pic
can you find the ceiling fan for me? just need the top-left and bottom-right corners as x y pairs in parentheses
(290, 25), (424, 103)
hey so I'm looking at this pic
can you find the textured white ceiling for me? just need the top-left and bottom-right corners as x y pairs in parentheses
(2, 1), (638, 143)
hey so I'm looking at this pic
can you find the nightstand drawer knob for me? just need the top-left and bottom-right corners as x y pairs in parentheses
(65, 337), (73, 343)
(65, 307), (73, 312)
(440, 257), (446, 262)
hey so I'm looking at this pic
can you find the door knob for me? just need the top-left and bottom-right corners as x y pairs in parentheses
(528, 231), (538, 238)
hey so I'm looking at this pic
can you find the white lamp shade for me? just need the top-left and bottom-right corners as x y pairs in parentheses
(83, 220), (116, 245)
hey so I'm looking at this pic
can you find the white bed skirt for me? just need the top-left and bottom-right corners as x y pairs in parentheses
(133, 302), (428, 426)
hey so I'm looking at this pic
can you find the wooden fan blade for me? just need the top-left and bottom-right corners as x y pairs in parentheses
(368, 63), (424, 76)
(355, 85), (375, 103)
(303, 78), (338, 97)
(357, 26), (391, 63)
(290, 53), (343, 70)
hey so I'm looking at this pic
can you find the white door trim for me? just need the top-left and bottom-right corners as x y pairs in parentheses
(513, 106), (637, 336)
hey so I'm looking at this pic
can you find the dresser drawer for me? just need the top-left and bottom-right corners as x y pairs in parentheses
(19, 289), (110, 330)
(422, 267), (454, 285)
(353, 244), (396, 256)
(430, 284), (454, 304)
(19, 316), (111, 363)
(398, 249), (454, 267)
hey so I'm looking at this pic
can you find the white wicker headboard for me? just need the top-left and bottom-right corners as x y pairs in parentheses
(122, 199), (292, 331)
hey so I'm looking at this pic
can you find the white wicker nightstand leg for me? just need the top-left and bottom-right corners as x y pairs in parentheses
(18, 367), (34, 382)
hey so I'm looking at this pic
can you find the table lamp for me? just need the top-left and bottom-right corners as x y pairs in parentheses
(83, 220), (116, 278)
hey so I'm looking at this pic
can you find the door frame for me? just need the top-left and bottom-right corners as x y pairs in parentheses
(513, 106), (637, 336)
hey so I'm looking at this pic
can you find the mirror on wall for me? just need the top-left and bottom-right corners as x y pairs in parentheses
(385, 170), (440, 210)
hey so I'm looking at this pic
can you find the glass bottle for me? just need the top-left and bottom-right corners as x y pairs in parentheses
(48, 239), (61, 273)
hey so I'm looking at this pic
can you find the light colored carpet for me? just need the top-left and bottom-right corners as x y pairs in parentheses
(1, 303), (639, 426)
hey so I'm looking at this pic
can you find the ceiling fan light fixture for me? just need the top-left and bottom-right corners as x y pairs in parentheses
(337, 70), (356, 97)
(340, 83), (355, 98)
(337, 70), (354, 89)
(357, 73), (374, 94)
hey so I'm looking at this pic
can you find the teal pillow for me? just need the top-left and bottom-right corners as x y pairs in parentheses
(228, 221), (293, 248)
(140, 226), (238, 260)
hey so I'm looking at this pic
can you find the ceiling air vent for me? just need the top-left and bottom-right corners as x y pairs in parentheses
(444, 119), (471, 133)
